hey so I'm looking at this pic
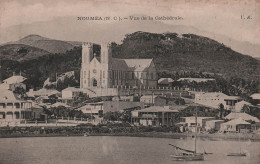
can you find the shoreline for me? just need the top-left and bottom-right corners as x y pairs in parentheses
(1, 132), (260, 141)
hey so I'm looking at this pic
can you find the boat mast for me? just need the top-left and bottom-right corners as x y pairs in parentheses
(195, 105), (197, 154)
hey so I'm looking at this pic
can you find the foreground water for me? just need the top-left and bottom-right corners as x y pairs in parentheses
(0, 136), (259, 164)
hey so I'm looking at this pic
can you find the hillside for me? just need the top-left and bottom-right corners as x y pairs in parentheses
(8, 34), (75, 54)
(1, 32), (259, 89)
(0, 44), (51, 61)
(112, 32), (260, 80)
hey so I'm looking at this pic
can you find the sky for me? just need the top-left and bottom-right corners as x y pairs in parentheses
(0, 0), (259, 45)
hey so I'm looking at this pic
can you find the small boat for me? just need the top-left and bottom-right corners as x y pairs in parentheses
(170, 105), (204, 161)
(227, 153), (246, 156)
(169, 144), (204, 161)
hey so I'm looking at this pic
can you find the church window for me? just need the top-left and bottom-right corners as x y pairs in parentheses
(84, 71), (86, 78)
(132, 72), (135, 79)
(92, 79), (97, 87)
(103, 71), (105, 78)
(84, 80), (86, 84)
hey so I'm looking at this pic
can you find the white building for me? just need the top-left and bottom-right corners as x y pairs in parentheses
(220, 118), (251, 133)
(225, 112), (259, 122)
(0, 88), (32, 125)
(234, 101), (252, 112)
(1, 74), (27, 90)
(140, 95), (157, 104)
(80, 42), (157, 89)
(195, 92), (241, 110)
(177, 78), (215, 83)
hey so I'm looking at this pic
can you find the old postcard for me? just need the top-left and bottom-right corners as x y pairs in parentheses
(0, 0), (259, 163)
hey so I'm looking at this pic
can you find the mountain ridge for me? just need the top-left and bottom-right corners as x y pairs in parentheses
(6, 34), (75, 54)
(0, 16), (259, 58)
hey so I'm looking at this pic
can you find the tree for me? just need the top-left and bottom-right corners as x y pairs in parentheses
(219, 103), (224, 119)
(13, 86), (26, 98)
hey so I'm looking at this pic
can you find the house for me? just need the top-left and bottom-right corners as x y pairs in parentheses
(2, 74), (27, 91)
(0, 88), (32, 125)
(224, 96), (243, 111)
(225, 112), (259, 123)
(195, 92), (242, 110)
(205, 120), (225, 131)
(27, 88), (60, 97)
(78, 101), (144, 115)
(250, 93), (260, 106)
(180, 116), (215, 132)
(234, 101), (252, 112)
(77, 102), (103, 116)
(131, 106), (179, 127)
(177, 78), (215, 83)
(140, 95), (157, 105)
(57, 71), (75, 82)
(31, 103), (45, 120)
(112, 95), (134, 102)
(220, 118), (251, 133)
(158, 78), (174, 87)
(154, 96), (185, 106)
(62, 87), (83, 99)
(50, 102), (71, 108)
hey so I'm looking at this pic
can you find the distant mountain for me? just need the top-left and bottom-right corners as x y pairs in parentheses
(0, 44), (50, 61)
(7, 34), (75, 54)
(0, 16), (259, 58)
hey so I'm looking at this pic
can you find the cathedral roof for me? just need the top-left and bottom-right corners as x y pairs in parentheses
(111, 58), (153, 72)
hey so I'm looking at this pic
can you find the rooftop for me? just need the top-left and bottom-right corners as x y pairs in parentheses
(251, 93), (260, 100)
(225, 112), (259, 122)
(222, 118), (251, 125)
(177, 78), (215, 83)
(3, 75), (27, 84)
(137, 106), (179, 113)
(158, 78), (174, 84)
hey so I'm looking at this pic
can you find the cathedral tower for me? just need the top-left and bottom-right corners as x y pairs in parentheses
(100, 42), (112, 88)
(80, 42), (93, 88)
(82, 42), (93, 67)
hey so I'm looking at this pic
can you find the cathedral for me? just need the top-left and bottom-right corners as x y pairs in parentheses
(80, 42), (157, 89)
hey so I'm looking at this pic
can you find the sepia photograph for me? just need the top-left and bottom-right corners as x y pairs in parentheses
(0, 0), (259, 163)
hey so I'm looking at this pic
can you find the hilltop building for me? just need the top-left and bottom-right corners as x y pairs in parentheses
(80, 42), (157, 90)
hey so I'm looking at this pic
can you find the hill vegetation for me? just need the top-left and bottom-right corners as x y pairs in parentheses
(0, 44), (50, 61)
(112, 32), (260, 80)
